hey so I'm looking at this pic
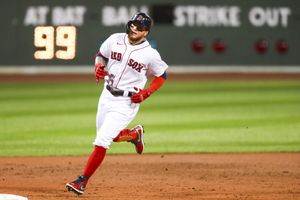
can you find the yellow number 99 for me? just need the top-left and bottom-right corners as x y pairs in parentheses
(56, 26), (76, 60)
(34, 26), (76, 60)
(34, 26), (55, 59)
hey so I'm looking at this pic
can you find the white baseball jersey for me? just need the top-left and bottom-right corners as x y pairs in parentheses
(93, 33), (168, 149)
(99, 33), (168, 92)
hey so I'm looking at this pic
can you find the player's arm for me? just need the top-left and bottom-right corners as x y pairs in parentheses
(95, 52), (109, 82)
(131, 71), (167, 103)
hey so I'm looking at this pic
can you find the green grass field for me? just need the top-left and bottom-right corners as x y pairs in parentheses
(0, 80), (300, 156)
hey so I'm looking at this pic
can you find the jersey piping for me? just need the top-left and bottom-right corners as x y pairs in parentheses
(115, 36), (150, 88)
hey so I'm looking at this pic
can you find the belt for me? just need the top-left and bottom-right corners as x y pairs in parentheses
(106, 85), (135, 97)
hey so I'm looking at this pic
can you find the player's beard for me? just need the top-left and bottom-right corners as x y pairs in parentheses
(128, 31), (147, 45)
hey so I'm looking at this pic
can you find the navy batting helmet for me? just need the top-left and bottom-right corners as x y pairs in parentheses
(126, 12), (153, 34)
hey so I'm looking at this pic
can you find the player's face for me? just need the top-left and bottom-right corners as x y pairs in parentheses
(128, 23), (149, 45)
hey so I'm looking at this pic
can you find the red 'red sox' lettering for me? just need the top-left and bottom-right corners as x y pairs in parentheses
(128, 58), (144, 72)
(111, 51), (122, 61)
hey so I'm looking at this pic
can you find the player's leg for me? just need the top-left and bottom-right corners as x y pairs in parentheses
(66, 145), (106, 195)
(113, 125), (145, 154)
(66, 101), (108, 195)
(83, 111), (138, 176)
(88, 102), (142, 173)
(81, 100), (109, 179)
(113, 128), (137, 142)
(93, 109), (136, 148)
(67, 102), (139, 195)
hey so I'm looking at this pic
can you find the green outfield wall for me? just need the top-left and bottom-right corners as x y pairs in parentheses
(0, 0), (299, 66)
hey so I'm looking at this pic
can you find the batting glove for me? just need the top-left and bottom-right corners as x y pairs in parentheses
(130, 76), (166, 103)
(131, 87), (152, 103)
(95, 63), (108, 82)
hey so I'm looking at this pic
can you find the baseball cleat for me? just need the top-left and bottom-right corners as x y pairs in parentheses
(66, 175), (88, 195)
(130, 125), (145, 154)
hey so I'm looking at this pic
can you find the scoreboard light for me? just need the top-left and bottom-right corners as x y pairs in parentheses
(191, 39), (205, 53)
(212, 39), (226, 53)
(255, 39), (268, 54)
(34, 26), (77, 60)
(276, 39), (288, 54)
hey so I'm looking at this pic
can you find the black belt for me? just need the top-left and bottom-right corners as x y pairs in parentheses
(106, 85), (135, 97)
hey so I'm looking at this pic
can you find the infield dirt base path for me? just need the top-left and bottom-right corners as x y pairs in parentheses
(0, 153), (299, 200)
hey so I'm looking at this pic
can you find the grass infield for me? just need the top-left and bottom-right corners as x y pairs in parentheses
(0, 80), (300, 156)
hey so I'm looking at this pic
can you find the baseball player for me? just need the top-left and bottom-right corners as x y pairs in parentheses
(66, 12), (168, 195)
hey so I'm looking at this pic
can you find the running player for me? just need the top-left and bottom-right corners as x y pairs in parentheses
(66, 12), (168, 195)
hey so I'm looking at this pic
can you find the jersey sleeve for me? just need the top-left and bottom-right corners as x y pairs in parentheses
(99, 33), (118, 59)
(148, 49), (168, 77)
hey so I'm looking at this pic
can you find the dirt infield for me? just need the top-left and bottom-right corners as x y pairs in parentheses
(1, 73), (299, 200)
(0, 153), (299, 200)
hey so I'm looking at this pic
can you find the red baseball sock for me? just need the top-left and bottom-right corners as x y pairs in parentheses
(83, 145), (106, 178)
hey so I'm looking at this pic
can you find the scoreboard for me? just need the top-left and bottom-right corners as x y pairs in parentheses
(34, 26), (76, 60)
(1, 0), (300, 66)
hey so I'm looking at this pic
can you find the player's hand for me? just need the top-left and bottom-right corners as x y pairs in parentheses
(131, 87), (152, 103)
(95, 63), (108, 82)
